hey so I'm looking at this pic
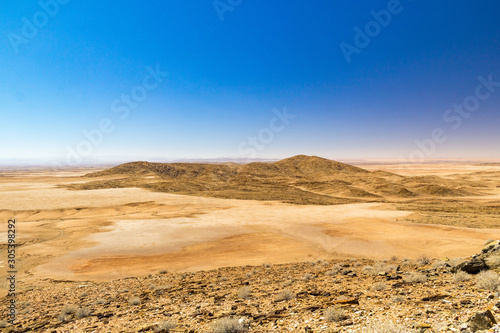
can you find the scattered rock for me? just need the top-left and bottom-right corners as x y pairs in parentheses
(467, 309), (497, 332)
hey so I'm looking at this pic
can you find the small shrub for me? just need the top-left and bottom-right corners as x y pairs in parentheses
(363, 262), (392, 275)
(449, 257), (464, 268)
(57, 313), (71, 322)
(476, 270), (500, 291)
(76, 307), (91, 319)
(95, 298), (106, 305)
(128, 296), (141, 306)
(61, 304), (78, 315)
(403, 273), (427, 283)
(324, 307), (348, 322)
(155, 320), (177, 333)
(486, 255), (500, 269)
(211, 317), (248, 333)
(276, 289), (295, 301)
(372, 281), (388, 291)
(237, 286), (251, 300)
(391, 295), (405, 303)
(417, 254), (431, 265)
(453, 271), (472, 283)
(302, 273), (314, 281)
(325, 270), (336, 276)
(431, 261), (448, 269)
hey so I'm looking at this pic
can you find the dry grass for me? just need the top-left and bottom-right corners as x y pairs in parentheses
(211, 317), (248, 333)
(476, 270), (500, 291)
(237, 286), (251, 300)
(154, 320), (177, 333)
(417, 254), (431, 265)
(75, 307), (91, 319)
(128, 296), (141, 306)
(356, 321), (412, 333)
(403, 273), (427, 283)
(453, 271), (472, 283)
(391, 295), (405, 303)
(324, 307), (348, 322)
(276, 289), (295, 301)
(372, 281), (388, 291)
(486, 255), (500, 268)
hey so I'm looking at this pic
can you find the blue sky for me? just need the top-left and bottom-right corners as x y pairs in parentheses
(1, 1), (499, 164)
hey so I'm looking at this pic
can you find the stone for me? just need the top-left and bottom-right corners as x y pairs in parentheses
(453, 259), (487, 274)
(467, 309), (496, 332)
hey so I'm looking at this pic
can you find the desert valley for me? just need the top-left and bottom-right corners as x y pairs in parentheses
(2, 156), (500, 332)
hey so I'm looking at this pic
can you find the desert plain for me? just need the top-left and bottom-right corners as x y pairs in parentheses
(1, 157), (500, 283)
(1, 156), (500, 332)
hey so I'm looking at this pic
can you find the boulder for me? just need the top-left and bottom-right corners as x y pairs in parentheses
(453, 258), (487, 275)
(467, 309), (496, 332)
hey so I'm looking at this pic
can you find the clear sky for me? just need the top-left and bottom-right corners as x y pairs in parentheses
(1, 1), (499, 165)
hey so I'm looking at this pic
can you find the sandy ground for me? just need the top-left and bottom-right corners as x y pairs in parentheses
(1, 163), (500, 283)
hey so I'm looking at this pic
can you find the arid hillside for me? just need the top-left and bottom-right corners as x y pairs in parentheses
(65, 155), (487, 205)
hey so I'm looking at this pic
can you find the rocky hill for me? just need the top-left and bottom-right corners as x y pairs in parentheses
(64, 155), (483, 205)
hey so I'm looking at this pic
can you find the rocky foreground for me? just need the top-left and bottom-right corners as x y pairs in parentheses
(3, 240), (500, 333)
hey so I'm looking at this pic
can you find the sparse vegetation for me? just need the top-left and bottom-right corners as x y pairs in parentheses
(324, 307), (348, 322)
(237, 286), (251, 299)
(476, 270), (500, 291)
(356, 320), (411, 333)
(211, 317), (248, 333)
(391, 295), (405, 303)
(363, 262), (396, 276)
(128, 296), (141, 306)
(95, 298), (106, 305)
(453, 271), (472, 283)
(302, 273), (314, 280)
(403, 273), (427, 283)
(449, 257), (464, 268)
(276, 289), (295, 301)
(154, 320), (177, 333)
(486, 254), (500, 268)
(261, 279), (270, 285)
(372, 281), (388, 291)
(325, 269), (336, 276)
(76, 307), (91, 319)
(417, 254), (431, 265)
(57, 304), (78, 322)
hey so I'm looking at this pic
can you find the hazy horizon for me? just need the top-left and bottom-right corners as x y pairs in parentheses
(1, 1), (499, 165)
